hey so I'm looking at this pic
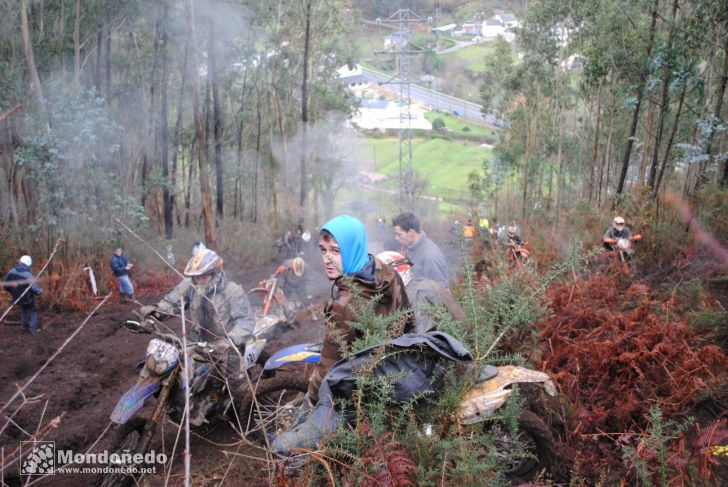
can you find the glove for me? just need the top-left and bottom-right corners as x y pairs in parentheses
(140, 305), (160, 319)
(275, 265), (286, 275)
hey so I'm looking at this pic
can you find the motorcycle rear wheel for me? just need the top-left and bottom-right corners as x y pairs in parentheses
(483, 410), (555, 482)
(240, 372), (309, 442)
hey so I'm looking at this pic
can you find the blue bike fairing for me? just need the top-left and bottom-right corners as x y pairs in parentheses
(110, 375), (162, 424)
(264, 343), (322, 371)
(321, 215), (368, 274)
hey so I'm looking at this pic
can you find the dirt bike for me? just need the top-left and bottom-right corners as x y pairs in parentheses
(99, 313), (304, 487)
(605, 234), (642, 269)
(262, 342), (556, 482)
(505, 241), (530, 268)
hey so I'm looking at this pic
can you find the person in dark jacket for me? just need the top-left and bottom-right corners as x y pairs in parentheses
(602, 216), (633, 251)
(5, 255), (43, 333)
(308, 214), (413, 404)
(111, 247), (135, 303)
(376, 251), (466, 333)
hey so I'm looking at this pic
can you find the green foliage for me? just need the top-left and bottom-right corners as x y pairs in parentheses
(432, 117), (446, 130)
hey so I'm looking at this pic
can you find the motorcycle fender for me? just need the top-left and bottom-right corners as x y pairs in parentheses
(264, 343), (321, 371)
(110, 375), (162, 425)
(457, 366), (556, 425)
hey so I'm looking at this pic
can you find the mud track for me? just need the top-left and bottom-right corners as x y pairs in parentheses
(1, 256), (329, 486)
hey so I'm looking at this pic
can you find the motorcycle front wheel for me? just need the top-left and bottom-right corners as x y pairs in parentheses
(482, 410), (555, 483)
(98, 418), (146, 487)
(240, 372), (309, 442)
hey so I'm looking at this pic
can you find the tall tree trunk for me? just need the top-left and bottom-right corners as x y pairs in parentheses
(184, 139), (195, 228)
(299, 0), (313, 222)
(184, 0), (217, 248)
(105, 11), (112, 99)
(235, 50), (251, 220)
(709, 36), (728, 186)
(598, 103), (615, 208)
(95, 27), (103, 94)
(655, 77), (687, 195)
(73, 0), (80, 90)
(20, 0), (49, 133)
(554, 106), (564, 224)
(171, 42), (189, 228)
(252, 86), (262, 224)
(161, 5), (172, 239)
(616, 0), (659, 198)
(638, 104), (654, 186)
(208, 20), (224, 219)
(522, 99), (533, 222)
(588, 80), (603, 202)
(59, 0), (66, 83)
(648, 0), (679, 191)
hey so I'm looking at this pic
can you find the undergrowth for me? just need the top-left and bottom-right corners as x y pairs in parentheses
(276, 239), (595, 486)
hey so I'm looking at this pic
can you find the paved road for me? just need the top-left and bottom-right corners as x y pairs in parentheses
(361, 66), (505, 127)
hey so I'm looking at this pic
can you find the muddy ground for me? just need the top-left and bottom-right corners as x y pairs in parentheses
(0, 251), (330, 486)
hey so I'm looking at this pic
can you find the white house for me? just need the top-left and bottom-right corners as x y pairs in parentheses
(352, 98), (432, 131)
(482, 18), (505, 39)
(337, 64), (367, 86)
(495, 13), (519, 29)
(462, 21), (482, 36)
(384, 32), (409, 50)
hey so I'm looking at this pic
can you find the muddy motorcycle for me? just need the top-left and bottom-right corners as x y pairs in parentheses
(248, 274), (300, 325)
(606, 234), (642, 268)
(263, 343), (557, 482)
(99, 315), (306, 487)
(505, 241), (530, 268)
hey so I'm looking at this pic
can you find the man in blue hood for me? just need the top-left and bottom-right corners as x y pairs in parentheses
(308, 214), (413, 403)
(5, 255), (43, 333)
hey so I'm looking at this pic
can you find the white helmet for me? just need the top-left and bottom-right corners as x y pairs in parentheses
(613, 216), (625, 229)
(19, 255), (32, 267)
(376, 251), (412, 286)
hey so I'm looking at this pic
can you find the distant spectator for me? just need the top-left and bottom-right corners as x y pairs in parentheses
(111, 247), (135, 303)
(392, 212), (450, 289)
(5, 255), (43, 333)
(284, 230), (293, 257)
(463, 219), (477, 240)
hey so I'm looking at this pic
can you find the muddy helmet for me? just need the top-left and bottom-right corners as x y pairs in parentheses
(613, 216), (625, 229)
(291, 257), (306, 277)
(507, 226), (518, 238)
(184, 248), (223, 277)
(376, 251), (412, 286)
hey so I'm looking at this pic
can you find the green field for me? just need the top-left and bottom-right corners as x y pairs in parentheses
(362, 137), (491, 200)
(449, 43), (498, 72)
(424, 111), (497, 137)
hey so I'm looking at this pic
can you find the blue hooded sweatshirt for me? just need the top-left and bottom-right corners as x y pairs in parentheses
(321, 215), (370, 276)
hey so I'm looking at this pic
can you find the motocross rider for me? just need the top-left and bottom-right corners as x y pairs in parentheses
(376, 251), (466, 334)
(308, 214), (413, 404)
(506, 226), (524, 247)
(140, 248), (256, 396)
(275, 256), (307, 305)
(602, 216), (633, 251)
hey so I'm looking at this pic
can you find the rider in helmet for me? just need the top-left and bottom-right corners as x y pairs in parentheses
(506, 226), (524, 246)
(140, 248), (256, 396)
(377, 251), (465, 334)
(602, 216), (633, 251)
(275, 256), (308, 305)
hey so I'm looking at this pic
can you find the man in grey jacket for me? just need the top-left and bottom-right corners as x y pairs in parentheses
(392, 212), (450, 289)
